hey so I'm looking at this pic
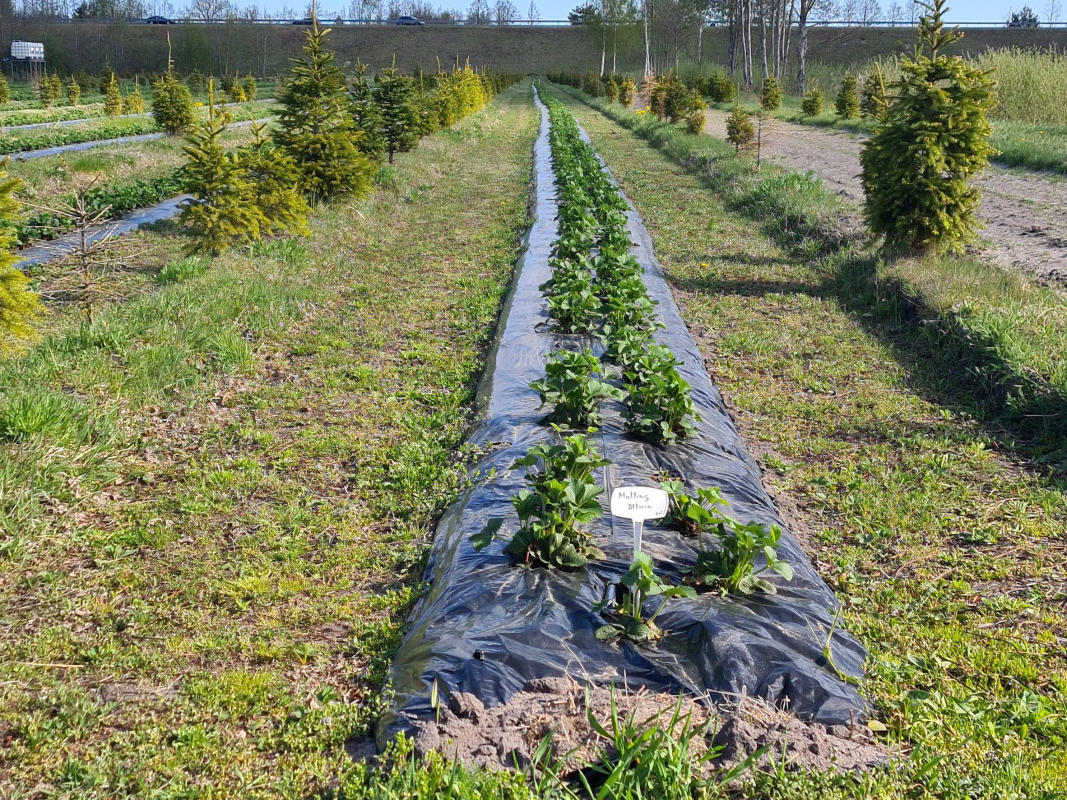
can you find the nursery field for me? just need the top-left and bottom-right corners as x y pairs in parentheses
(0, 100), (275, 157)
(0, 83), (541, 796)
(543, 83), (1067, 797)
(9, 125), (260, 250)
(4, 13), (1067, 794)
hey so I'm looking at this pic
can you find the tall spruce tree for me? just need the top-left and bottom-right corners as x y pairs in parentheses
(860, 0), (996, 253)
(179, 81), (267, 256)
(348, 61), (386, 161)
(374, 64), (420, 164)
(273, 17), (374, 200)
(0, 162), (42, 351)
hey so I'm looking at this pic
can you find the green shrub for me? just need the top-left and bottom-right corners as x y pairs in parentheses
(186, 70), (206, 94)
(240, 74), (258, 101)
(725, 102), (756, 152)
(619, 77), (637, 106)
(584, 72), (603, 97)
(66, 79), (81, 106)
(860, 0), (996, 253)
(835, 72), (861, 119)
(685, 109), (705, 134)
(801, 86), (824, 116)
(705, 71), (734, 103)
(123, 85), (145, 114)
(0, 162), (41, 352)
(103, 74), (123, 116)
(374, 65), (420, 164)
(39, 74), (60, 108)
(0, 76), (10, 104)
(349, 62), (385, 160)
(99, 62), (115, 94)
(179, 82), (266, 256)
(861, 65), (889, 119)
(471, 431), (609, 569)
(604, 75), (619, 102)
(760, 76), (782, 110)
(153, 67), (196, 133)
(242, 122), (311, 237)
(274, 20), (375, 199)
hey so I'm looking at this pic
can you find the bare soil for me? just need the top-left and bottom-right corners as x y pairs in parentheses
(403, 677), (889, 777)
(704, 109), (1067, 285)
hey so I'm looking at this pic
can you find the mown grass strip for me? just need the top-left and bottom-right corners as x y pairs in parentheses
(549, 80), (1067, 798)
(0, 83), (539, 797)
(556, 84), (1067, 464)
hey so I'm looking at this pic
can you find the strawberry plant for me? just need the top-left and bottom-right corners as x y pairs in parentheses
(541, 259), (600, 333)
(621, 344), (700, 443)
(659, 480), (794, 595)
(659, 478), (728, 539)
(601, 275), (658, 330)
(595, 552), (695, 642)
(599, 324), (655, 371)
(690, 518), (793, 595)
(471, 431), (609, 569)
(531, 348), (624, 428)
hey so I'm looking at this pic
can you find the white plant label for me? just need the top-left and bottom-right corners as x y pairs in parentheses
(611, 486), (669, 557)
(610, 486), (669, 522)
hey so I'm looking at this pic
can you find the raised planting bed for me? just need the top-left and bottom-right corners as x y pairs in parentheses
(383, 87), (871, 760)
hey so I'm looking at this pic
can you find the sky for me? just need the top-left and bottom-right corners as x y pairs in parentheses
(253, 0), (1058, 21)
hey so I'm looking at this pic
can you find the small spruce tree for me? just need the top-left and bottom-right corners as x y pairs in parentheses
(0, 76), (9, 105)
(801, 85), (824, 116)
(619, 77), (637, 106)
(726, 101), (756, 153)
(374, 64), (420, 164)
(604, 76), (619, 102)
(99, 62), (116, 94)
(0, 162), (42, 351)
(124, 85), (145, 114)
(860, 65), (889, 119)
(706, 72), (734, 103)
(242, 122), (311, 237)
(104, 74), (123, 117)
(153, 65), (196, 134)
(860, 0), (996, 253)
(760, 76), (782, 111)
(349, 62), (386, 161)
(39, 74), (59, 108)
(835, 72), (861, 119)
(273, 18), (375, 199)
(241, 74), (258, 101)
(66, 78), (81, 106)
(179, 81), (267, 256)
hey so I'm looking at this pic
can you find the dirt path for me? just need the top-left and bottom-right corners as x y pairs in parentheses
(704, 109), (1067, 284)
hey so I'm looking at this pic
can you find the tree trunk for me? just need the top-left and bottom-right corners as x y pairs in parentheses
(796, 6), (808, 94)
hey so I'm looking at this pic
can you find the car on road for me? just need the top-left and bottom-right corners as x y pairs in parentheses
(144, 15), (174, 23)
(395, 15), (424, 24)
(292, 18), (314, 24)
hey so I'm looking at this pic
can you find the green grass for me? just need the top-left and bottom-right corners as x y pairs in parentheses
(546, 82), (1067, 798)
(0, 82), (540, 797)
(568, 87), (1067, 458)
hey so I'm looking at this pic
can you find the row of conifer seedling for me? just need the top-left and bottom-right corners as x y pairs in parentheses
(471, 93), (793, 643)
